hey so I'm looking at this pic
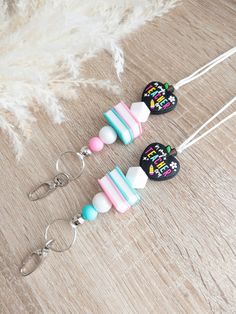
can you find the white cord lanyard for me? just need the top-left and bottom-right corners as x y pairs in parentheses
(174, 48), (236, 152)
(29, 47), (236, 200)
(140, 96), (235, 182)
(142, 47), (236, 115)
(22, 62), (236, 276)
(177, 96), (236, 154)
(174, 47), (236, 90)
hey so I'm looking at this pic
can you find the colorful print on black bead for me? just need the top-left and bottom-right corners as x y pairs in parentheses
(142, 81), (177, 114)
(140, 143), (180, 181)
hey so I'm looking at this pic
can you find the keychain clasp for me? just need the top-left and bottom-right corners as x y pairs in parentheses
(28, 173), (70, 201)
(20, 239), (54, 276)
(20, 218), (80, 276)
(28, 148), (90, 201)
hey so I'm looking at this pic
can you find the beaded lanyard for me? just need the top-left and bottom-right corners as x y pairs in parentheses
(28, 47), (236, 201)
(21, 96), (235, 275)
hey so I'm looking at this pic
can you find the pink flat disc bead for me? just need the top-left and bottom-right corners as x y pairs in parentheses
(88, 137), (104, 152)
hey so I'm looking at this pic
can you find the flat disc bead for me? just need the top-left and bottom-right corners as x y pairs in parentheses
(99, 126), (117, 145)
(81, 204), (98, 221)
(92, 192), (112, 213)
(88, 137), (104, 152)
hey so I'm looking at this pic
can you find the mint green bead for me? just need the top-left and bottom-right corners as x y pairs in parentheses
(82, 204), (98, 221)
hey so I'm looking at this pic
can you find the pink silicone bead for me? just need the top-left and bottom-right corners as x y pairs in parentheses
(88, 137), (104, 152)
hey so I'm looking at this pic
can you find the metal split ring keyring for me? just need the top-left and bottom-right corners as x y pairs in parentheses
(28, 150), (86, 201)
(44, 218), (77, 253)
(56, 150), (85, 181)
(20, 219), (77, 275)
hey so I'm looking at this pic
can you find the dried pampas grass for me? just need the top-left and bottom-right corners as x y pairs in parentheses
(0, 0), (178, 158)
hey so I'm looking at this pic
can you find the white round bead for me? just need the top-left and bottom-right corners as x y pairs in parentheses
(92, 192), (112, 213)
(99, 126), (117, 145)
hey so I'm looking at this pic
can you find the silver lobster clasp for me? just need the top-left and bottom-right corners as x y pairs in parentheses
(20, 239), (54, 276)
(28, 149), (89, 201)
(28, 173), (70, 201)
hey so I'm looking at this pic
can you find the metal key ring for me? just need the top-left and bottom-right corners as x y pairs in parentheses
(56, 150), (85, 181)
(44, 219), (77, 253)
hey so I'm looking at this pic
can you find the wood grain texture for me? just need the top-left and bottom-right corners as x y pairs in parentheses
(1, 0), (236, 313)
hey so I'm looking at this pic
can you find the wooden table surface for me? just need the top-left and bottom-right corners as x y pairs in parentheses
(1, 0), (236, 313)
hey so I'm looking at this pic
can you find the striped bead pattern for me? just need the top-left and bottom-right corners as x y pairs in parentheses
(98, 166), (140, 213)
(104, 101), (142, 145)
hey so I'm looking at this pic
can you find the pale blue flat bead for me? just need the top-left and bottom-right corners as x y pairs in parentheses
(82, 204), (98, 221)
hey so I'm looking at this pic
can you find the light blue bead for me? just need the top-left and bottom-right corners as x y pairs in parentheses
(82, 204), (98, 221)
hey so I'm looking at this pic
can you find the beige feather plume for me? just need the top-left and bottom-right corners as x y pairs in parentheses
(0, 0), (178, 158)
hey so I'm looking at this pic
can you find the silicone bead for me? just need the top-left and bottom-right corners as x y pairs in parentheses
(99, 126), (117, 145)
(103, 101), (142, 145)
(126, 166), (148, 189)
(115, 102), (142, 139)
(98, 174), (130, 213)
(88, 137), (104, 152)
(81, 204), (98, 221)
(92, 192), (112, 213)
(104, 109), (133, 145)
(130, 102), (150, 123)
(98, 166), (140, 213)
(109, 166), (140, 206)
